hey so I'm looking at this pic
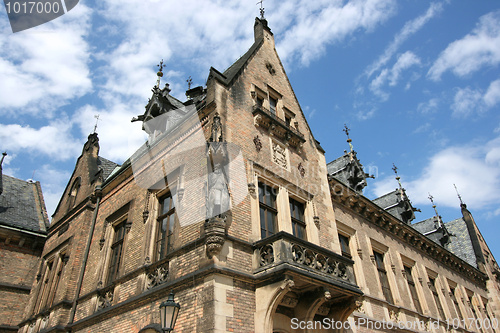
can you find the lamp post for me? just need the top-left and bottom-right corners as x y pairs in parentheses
(159, 291), (180, 332)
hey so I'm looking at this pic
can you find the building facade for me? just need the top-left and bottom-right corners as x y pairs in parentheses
(19, 17), (499, 333)
(0, 156), (49, 333)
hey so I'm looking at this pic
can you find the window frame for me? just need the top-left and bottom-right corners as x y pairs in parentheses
(428, 276), (446, 320)
(155, 191), (177, 261)
(289, 197), (306, 240)
(338, 234), (351, 259)
(258, 181), (278, 239)
(373, 250), (394, 304)
(107, 221), (127, 284)
(404, 265), (422, 313)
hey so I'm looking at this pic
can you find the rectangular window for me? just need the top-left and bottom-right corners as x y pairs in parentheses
(257, 96), (264, 107)
(374, 251), (393, 304)
(107, 222), (126, 284)
(47, 255), (64, 307)
(289, 198), (306, 240)
(269, 96), (277, 115)
(450, 287), (463, 320)
(429, 277), (445, 320)
(259, 182), (278, 239)
(404, 266), (422, 313)
(338, 234), (351, 258)
(156, 192), (176, 261)
(36, 260), (54, 312)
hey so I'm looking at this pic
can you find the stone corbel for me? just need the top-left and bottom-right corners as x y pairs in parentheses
(370, 254), (376, 265)
(357, 248), (363, 259)
(313, 216), (320, 229)
(204, 216), (227, 258)
(248, 183), (256, 196)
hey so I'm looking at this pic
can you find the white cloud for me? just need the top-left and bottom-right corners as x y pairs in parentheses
(417, 98), (439, 114)
(0, 120), (81, 160)
(451, 87), (483, 117)
(73, 103), (147, 163)
(370, 51), (421, 99)
(275, 0), (397, 67)
(428, 10), (500, 80)
(372, 136), (500, 209)
(450, 79), (500, 117)
(35, 165), (72, 218)
(0, 4), (92, 115)
(365, 2), (444, 78)
(484, 79), (500, 107)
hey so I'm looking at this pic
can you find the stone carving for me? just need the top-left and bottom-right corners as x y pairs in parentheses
(204, 217), (226, 258)
(355, 299), (365, 314)
(298, 162), (305, 177)
(146, 265), (169, 290)
(259, 244), (274, 266)
(253, 135), (262, 152)
(317, 303), (331, 316)
(313, 216), (320, 229)
(97, 288), (114, 310)
(280, 295), (299, 308)
(389, 309), (400, 322)
(272, 141), (287, 169)
(248, 183), (256, 195)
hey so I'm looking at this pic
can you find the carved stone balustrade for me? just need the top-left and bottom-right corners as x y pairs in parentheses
(253, 232), (356, 286)
(145, 259), (169, 290)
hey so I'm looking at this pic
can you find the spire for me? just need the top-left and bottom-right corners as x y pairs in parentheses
(0, 152), (6, 195)
(454, 183), (466, 209)
(156, 59), (164, 88)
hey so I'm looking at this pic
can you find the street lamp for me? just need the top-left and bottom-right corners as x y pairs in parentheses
(159, 291), (180, 332)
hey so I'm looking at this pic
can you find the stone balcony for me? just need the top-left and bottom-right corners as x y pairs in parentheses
(253, 232), (357, 289)
(252, 105), (306, 149)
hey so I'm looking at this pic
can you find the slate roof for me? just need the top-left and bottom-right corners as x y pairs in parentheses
(97, 157), (120, 181)
(0, 174), (49, 235)
(445, 218), (477, 268)
(412, 216), (477, 268)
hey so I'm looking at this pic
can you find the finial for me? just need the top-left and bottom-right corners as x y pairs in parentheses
(392, 163), (403, 190)
(93, 114), (100, 134)
(0, 152), (6, 167)
(257, 0), (265, 19)
(343, 124), (354, 153)
(156, 59), (164, 87)
(428, 193), (439, 217)
(187, 76), (193, 90)
(454, 184), (466, 208)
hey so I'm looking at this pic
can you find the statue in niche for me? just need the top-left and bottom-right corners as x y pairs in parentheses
(206, 112), (230, 219)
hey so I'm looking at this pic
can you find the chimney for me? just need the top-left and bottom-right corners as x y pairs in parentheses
(0, 152), (6, 195)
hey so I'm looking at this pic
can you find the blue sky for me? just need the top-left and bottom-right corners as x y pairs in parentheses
(1, 0), (499, 261)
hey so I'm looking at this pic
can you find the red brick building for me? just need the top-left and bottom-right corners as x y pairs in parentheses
(18, 17), (500, 333)
(0, 156), (48, 333)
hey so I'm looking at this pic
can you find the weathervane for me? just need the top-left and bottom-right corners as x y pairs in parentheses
(257, 0), (265, 19)
(392, 163), (403, 190)
(156, 59), (164, 87)
(187, 76), (193, 90)
(428, 193), (439, 217)
(343, 124), (354, 152)
(454, 183), (465, 207)
(93, 114), (100, 134)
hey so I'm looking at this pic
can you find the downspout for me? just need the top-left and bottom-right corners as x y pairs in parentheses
(68, 185), (102, 328)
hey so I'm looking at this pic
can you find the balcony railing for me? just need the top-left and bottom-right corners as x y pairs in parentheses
(253, 232), (356, 285)
(252, 105), (306, 149)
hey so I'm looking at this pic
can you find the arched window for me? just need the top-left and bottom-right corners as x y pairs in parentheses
(68, 178), (81, 210)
